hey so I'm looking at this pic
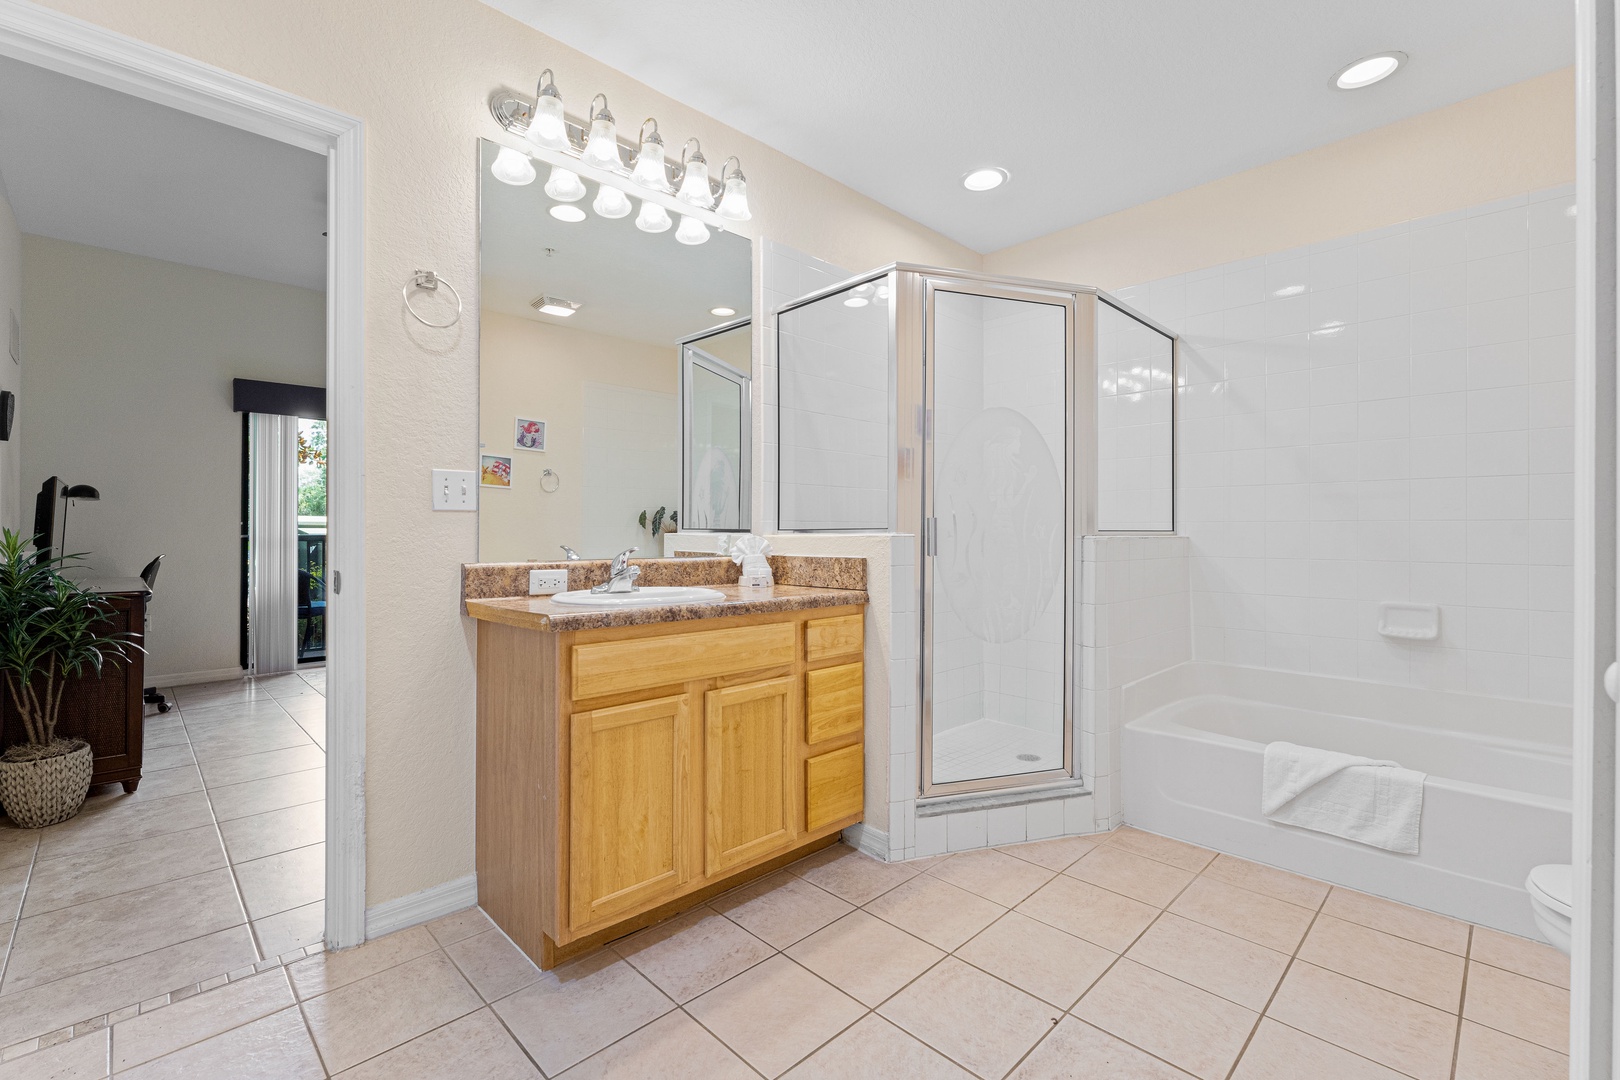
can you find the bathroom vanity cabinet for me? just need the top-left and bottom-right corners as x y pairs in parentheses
(469, 594), (867, 969)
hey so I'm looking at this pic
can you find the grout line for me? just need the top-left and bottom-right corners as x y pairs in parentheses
(1221, 894), (1323, 1080)
(1451, 925), (1474, 1079)
(184, 699), (263, 964)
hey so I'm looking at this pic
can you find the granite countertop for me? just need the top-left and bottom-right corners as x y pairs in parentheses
(464, 582), (869, 633)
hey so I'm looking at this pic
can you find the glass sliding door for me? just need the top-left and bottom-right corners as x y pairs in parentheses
(680, 321), (752, 532)
(923, 284), (1074, 794)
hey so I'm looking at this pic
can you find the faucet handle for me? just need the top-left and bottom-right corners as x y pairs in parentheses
(610, 546), (638, 573)
(560, 545), (581, 561)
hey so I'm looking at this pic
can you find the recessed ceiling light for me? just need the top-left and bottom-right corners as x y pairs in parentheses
(530, 295), (581, 317)
(710, 306), (736, 317)
(1334, 52), (1406, 90)
(962, 167), (1008, 192)
(549, 204), (587, 222)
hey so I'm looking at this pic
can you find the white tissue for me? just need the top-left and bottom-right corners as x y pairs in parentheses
(729, 535), (774, 588)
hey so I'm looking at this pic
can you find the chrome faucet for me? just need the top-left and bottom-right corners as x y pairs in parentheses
(591, 547), (641, 593)
(560, 545), (582, 561)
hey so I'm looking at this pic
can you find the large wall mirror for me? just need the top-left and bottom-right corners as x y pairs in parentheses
(478, 138), (752, 561)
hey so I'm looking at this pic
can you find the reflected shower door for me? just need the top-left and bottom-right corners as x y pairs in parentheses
(924, 286), (1073, 794)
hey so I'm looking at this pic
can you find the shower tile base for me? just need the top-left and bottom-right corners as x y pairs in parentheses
(932, 718), (1064, 786)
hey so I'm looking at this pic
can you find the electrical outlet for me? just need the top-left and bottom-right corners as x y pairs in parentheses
(529, 569), (568, 595)
(431, 469), (477, 511)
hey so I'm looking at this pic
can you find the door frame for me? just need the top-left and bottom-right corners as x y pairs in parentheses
(0, 0), (368, 948)
(680, 320), (753, 533)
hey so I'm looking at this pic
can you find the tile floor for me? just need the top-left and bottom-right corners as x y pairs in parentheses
(0, 826), (1570, 1078)
(0, 670), (326, 1050)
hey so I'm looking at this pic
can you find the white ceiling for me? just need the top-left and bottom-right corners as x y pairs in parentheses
(483, 0), (1574, 253)
(0, 56), (326, 290)
(480, 141), (751, 345)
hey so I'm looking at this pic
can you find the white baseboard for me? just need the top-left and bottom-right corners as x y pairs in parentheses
(364, 874), (478, 940)
(842, 823), (890, 861)
(147, 666), (247, 689)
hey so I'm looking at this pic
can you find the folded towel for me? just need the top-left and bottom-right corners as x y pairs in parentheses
(1262, 741), (1425, 855)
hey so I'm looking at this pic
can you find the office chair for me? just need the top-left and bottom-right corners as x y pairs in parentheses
(139, 555), (170, 713)
(298, 568), (326, 657)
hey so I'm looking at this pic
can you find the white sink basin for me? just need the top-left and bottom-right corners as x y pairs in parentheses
(549, 586), (728, 608)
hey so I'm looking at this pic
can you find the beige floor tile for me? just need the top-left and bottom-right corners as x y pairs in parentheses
(492, 949), (674, 1076)
(1066, 844), (1195, 907)
(712, 871), (855, 949)
(1075, 959), (1256, 1080)
(957, 910), (1115, 1009)
(111, 968), (293, 1070)
(1231, 1018), (1408, 1079)
(999, 834), (1102, 872)
(789, 843), (919, 905)
(1320, 887), (1469, 954)
(1298, 914), (1466, 1011)
(864, 874), (1006, 951)
(142, 725), (189, 750)
(287, 925), (436, 1000)
(1454, 1019), (1569, 1080)
(116, 766), (203, 802)
(208, 769), (324, 823)
(1201, 854), (1330, 909)
(301, 949), (481, 1073)
(1126, 912), (1289, 1011)
(0, 828), (38, 872)
(1016, 874), (1158, 953)
(926, 848), (1056, 907)
(233, 843), (323, 920)
(685, 955), (864, 1078)
(22, 826), (225, 918)
(1168, 877), (1315, 954)
(879, 957), (1057, 1079)
(1008, 1016), (1194, 1079)
(1105, 828), (1216, 872)
(0, 1030), (108, 1079)
(556, 1009), (753, 1080)
(0, 925), (254, 1046)
(333, 1007), (539, 1079)
(4, 867), (245, 995)
(614, 906), (773, 1003)
(423, 906), (493, 948)
(118, 1006), (322, 1080)
(140, 745), (196, 772)
(1267, 961), (1458, 1080)
(0, 865), (26, 923)
(1470, 926), (1570, 989)
(252, 902), (325, 959)
(446, 928), (542, 1003)
(218, 802), (324, 865)
(35, 792), (212, 861)
(784, 909), (943, 1006)
(180, 697), (295, 724)
(1463, 960), (1569, 1052)
(783, 1013), (973, 1079)
(186, 721), (313, 764)
(196, 745), (325, 789)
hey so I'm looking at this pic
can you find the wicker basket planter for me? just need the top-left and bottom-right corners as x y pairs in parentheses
(0, 739), (93, 829)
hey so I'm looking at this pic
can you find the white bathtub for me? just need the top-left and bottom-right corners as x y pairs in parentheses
(1121, 662), (1571, 938)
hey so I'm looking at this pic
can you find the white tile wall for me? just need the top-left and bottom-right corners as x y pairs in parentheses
(1113, 185), (1576, 705)
(1097, 302), (1175, 531)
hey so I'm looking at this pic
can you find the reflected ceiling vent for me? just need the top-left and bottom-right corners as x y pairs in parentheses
(530, 295), (581, 317)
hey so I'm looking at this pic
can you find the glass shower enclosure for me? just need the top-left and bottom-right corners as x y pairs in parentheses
(777, 266), (1174, 799)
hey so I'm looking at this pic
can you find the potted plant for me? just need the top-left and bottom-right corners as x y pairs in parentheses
(0, 529), (138, 828)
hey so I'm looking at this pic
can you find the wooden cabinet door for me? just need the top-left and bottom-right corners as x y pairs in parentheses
(704, 677), (797, 876)
(569, 693), (695, 930)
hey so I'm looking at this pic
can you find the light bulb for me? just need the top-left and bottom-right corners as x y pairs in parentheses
(582, 94), (619, 169)
(592, 183), (632, 219)
(549, 205), (586, 223)
(675, 214), (710, 246)
(717, 174), (750, 222)
(962, 167), (1008, 191)
(544, 166), (586, 202)
(1335, 52), (1405, 90)
(632, 120), (671, 192)
(677, 139), (714, 209)
(635, 199), (673, 234)
(491, 146), (536, 186)
(526, 72), (568, 151)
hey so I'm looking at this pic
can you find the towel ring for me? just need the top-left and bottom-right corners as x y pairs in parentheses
(404, 270), (462, 328)
(540, 468), (560, 493)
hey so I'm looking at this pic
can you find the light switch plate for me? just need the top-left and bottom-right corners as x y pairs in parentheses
(431, 469), (477, 511)
(529, 569), (568, 595)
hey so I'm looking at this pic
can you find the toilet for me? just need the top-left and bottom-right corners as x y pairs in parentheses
(1527, 864), (1572, 955)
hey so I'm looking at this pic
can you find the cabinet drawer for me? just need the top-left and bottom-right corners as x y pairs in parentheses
(572, 623), (796, 699)
(805, 662), (863, 744)
(805, 614), (863, 663)
(805, 744), (863, 832)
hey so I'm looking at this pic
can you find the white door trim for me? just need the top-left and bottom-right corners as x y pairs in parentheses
(0, 0), (368, 949)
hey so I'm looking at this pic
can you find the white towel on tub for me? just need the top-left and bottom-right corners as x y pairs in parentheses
(1262, 741), (1425, 855)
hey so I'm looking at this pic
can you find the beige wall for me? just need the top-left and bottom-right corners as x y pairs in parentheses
(478, 310), (674, 562)
(986, 68), (1576, 290)
(0, 179), (20, 533)
(21, 236), (324, 681)
(27, 0), (979, 909)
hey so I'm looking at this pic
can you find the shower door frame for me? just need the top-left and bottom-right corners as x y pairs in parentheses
(912, 269), (1096, 799)
(679, 317), (754, 533)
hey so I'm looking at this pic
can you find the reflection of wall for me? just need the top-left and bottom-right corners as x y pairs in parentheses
(478, 310), (677, 561)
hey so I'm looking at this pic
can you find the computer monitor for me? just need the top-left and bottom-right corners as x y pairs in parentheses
(31, 476), (63, 562)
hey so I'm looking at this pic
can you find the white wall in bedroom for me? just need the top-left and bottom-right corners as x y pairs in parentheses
(0, 176), (20, 535)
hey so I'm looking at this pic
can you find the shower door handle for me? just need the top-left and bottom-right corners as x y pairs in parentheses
(924, 517), (938, 556)
(1605, 662), (1617, 703)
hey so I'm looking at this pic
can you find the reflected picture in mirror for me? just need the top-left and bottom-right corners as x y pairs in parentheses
(477, 139), (752, 561)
